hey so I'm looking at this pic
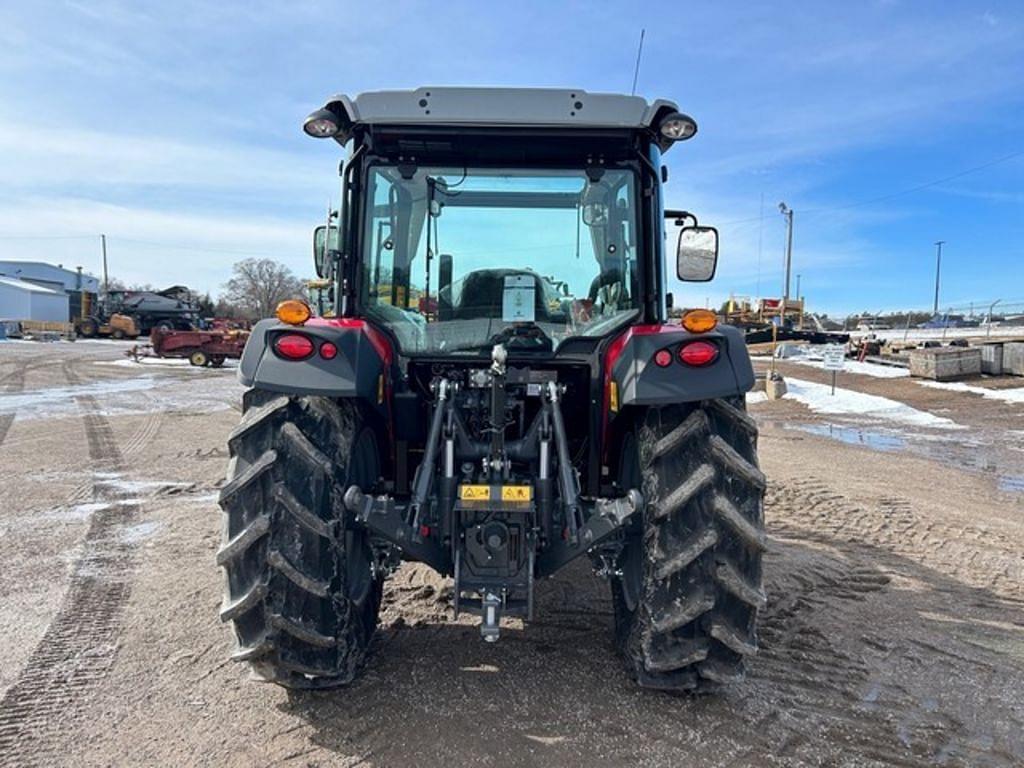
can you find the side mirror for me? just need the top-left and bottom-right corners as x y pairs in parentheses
(313, 225), (337, 279)
(676, 226), (719, 282)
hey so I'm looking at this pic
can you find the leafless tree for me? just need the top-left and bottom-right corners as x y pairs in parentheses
(223, 258), (305, 320)
(105, 276), (156, 292)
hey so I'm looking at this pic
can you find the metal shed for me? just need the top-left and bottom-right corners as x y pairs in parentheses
(0, 276), (69, 322)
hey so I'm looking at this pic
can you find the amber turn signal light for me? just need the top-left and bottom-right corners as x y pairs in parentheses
(276, 299), (311, 325)
(681, 308), (717, 333)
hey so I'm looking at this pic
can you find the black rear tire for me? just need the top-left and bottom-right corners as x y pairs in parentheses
(217, 391), (384, 688)
(613, 397), (766, 692)
(78, 319), (97, 338)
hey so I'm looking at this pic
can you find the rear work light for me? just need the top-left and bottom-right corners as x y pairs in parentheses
(274, 333), (314, 360)
(679, 340), (719, 367)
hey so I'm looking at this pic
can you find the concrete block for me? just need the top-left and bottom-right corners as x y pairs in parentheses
(765, 376), (788, 400)
(908, 347), (982, 381)
(1004, 342), (1024, 376)
(980, 344), (1003, 375)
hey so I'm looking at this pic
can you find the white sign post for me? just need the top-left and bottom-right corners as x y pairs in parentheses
(822, 344), (845, 395)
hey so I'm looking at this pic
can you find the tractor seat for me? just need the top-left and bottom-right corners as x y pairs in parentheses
(453, 270), (550, 322)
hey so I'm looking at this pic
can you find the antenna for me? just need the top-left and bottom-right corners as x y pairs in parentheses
(630, 29), (645, 96)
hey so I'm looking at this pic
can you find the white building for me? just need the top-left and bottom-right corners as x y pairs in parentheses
(0, 276), (69, 322)
(0, 261), (100, 294)
(0, 261), (100, 322)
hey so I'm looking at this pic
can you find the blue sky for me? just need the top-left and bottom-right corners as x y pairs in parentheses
(0, 1), (1021, 316)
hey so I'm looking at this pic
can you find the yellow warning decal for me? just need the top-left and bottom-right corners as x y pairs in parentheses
(501, 485), (533, 502)
(459, 485), (491, 501)
(458, 485), (533, 502)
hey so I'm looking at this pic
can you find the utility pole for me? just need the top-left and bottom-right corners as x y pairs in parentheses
(933, 240), (944, 314)
(779, 203), (794, 307)
(100, 234), (109, 305)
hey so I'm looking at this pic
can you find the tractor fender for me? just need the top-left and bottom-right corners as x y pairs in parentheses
(239, 318), (392, 407)
(607, 323), (754, 408)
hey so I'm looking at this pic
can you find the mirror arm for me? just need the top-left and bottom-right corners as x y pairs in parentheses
(665, 209), (697, 227)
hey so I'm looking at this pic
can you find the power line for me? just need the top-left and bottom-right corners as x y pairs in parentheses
(0, 234), (97, 241)
(107, 236), (301, 258)
(0, 232), (304, 258)
(710, 148), (1024, 227)
(801, 149), (1024, 217)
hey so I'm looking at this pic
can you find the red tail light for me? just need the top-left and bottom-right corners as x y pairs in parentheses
(319, 341), (338, 359)
(653, 348), (673, 368)
(274, 333), (314, 360)
(679, 340), (719, 366)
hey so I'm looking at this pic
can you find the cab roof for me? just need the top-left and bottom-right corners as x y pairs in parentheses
(319, 87), (681, 143)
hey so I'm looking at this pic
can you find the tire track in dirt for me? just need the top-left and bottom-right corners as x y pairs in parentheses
(0, 360), (50, 448)
(751, 536), (934, 766)
(756, 478), (1023, 765)
(769, 477), (1024, 601)
(0, 361), (154, 767)
(0, 364), (25, 447)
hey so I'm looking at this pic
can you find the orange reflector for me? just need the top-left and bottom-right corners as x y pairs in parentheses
(276, 299), (311, 325)
(682, 308), (717, 333)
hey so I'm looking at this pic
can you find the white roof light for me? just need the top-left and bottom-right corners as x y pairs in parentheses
(658, 112), (698, 142)
(303, 108), (342, 139)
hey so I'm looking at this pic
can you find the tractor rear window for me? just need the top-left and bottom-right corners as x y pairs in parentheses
(361, 165), (640, 354)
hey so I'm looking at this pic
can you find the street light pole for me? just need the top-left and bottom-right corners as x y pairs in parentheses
(796, 273), (801, 299)
(987, 299), (1001, 338)
(933, 240), (944, 314)
(779, 203), (794, 307)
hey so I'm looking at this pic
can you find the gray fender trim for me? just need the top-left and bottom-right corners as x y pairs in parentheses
(238, 318), (387, 401)
(612, 324), (754, 408)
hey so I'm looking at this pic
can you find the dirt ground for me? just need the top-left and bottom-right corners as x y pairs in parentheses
(0, 341), (1022, 767)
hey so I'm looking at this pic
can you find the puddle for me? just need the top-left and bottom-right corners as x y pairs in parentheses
(771, 421), (1024, 493)
(998, 476), (1024, 493)
(792, 423), (907, 452)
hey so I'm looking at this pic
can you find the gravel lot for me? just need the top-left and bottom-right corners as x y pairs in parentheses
(1, 341), (1022, 767)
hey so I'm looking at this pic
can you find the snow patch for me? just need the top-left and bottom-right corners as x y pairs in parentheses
(184, 492), (220, 504)
(94, 473), (193, 494)
(0, 373), (243, 421)
(746, 391), (769, 405)
(784, 345), (909, 378)
(0, 377), (156, 418)
(917, 381), (1024, 405)
(117, 520), (163, 544)
(784, 377), (962, 429)
(96, 357), (237, 370)
(791, 356), (910, 379)
(37, 501), (111, 523)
